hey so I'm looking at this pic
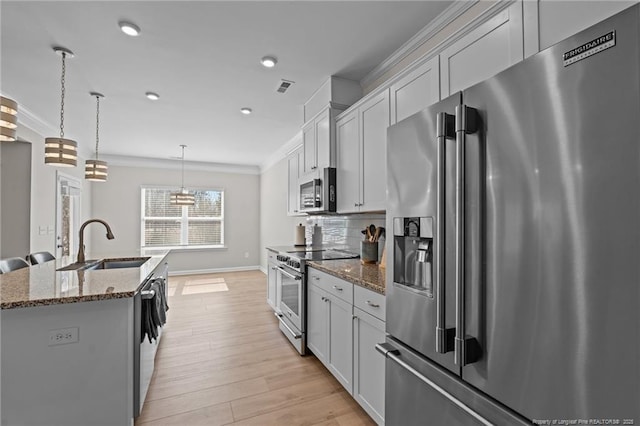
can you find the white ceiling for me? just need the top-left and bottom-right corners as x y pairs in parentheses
(1, 1), (452, 167)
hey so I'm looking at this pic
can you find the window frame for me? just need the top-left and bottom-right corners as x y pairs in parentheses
(140, 185), (225, 250)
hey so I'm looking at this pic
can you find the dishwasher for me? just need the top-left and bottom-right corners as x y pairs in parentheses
(133, 262), (168, 417)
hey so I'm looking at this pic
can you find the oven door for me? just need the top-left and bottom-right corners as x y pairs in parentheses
(275, 265), (305, 354)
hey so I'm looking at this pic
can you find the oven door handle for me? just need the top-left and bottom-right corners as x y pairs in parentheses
(277, 266), (301, 280)
(274, 312), (302, 339)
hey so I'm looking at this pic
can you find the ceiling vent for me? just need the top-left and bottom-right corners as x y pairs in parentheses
(277, 79), (294, 94)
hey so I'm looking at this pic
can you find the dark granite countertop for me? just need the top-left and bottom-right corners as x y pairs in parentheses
(307, 258), (386, 295)
(0, 250), (169, 309)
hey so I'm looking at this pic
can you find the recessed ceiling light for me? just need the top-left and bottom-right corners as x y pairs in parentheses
(240, 107), (252, 115)
(260, 56), (277, 68)
(145, 92), (159, 101)
(119, 21), (141, 36)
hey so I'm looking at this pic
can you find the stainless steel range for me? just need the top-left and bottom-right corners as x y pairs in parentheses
(272, 247), (359, 354)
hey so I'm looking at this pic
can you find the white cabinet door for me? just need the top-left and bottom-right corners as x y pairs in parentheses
(267, 261), (277, 310)
(390, 55), (440, 124)
(360, 89), (389, 212)
(315, 109), (331, 171)
(287, 146), (303, 216)
(327, 293), (354, 393)
(440, 1), (524, 97)
(307, 282), (328, 365)
(353, 307), (386, 425)
(302, 120), (316, 177)
(538, 0), (636, 50)
(336, 110), (360, 214)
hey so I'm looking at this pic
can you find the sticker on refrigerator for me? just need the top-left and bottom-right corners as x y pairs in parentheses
(563, 31), (616, 67)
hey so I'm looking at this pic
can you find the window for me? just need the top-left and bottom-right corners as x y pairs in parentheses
(141, 187), (224, 248)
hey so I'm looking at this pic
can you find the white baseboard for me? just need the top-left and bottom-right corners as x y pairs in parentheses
(259, 266), (267, 275)
(168, 265), (261, 276)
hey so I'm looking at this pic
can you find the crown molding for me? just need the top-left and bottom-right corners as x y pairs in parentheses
(14, 104), (93, 159)
(361, 0), (478, 89)
(100, 154), (260, 175)
(260, 131), (303, 174)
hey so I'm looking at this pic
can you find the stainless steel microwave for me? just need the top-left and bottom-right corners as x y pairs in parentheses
(299, 167), (336, 213)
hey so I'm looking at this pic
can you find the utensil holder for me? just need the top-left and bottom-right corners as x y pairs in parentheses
(361, 241), (378, 264)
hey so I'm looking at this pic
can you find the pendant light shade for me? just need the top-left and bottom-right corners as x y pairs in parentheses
(85, 92), (108, 181)
(46, 46), (77, 167)
(170, 189), (195, 205)
(85, 159), (108, 181)
(170, 145), (195, 206)
(0, 96), (18, 142)
(45, 137), (78, 166)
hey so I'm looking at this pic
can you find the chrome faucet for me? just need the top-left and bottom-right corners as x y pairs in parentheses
(77, 219), (115, 263)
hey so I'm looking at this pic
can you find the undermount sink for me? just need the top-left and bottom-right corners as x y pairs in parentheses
(57, 257), (151, 271)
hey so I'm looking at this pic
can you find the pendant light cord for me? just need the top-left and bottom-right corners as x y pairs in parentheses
(95, 95), (100, 160)
(180, 145), (186, 190)
(60, 52), (66, 139)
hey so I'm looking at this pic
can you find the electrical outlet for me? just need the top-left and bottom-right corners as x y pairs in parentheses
(48, 327), (79, 346)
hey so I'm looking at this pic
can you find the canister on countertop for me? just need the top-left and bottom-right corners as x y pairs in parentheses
(311, 224), (322, 246)
(294, 223), (306, 246)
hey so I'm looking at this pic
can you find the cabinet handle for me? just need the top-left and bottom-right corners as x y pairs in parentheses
(366, 300), (380, 308)
(354, 203), (358, 207)
(352, 315), (358, 320)
(321, 296), (325, 301)
(333, 286), (343, 292)
(313, 276), (320, 281)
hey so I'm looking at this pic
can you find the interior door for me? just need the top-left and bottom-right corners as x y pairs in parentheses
(460, 7), (640, 421)
(55, 172), (82, 260)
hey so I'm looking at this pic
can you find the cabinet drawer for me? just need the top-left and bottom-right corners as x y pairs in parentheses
(354, 285), (386, 322)
(307, 268), (353, 304)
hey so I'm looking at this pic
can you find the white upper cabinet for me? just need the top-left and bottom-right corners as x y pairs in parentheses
(301, 107), (341, 180)
(440, 1), (525, 97)
(360, 90), (389, 212)
(287, 145), (304, 216)
(336, 89), (390, 214)
(538, 0), (637, 50)
(336, 110), (360, 214)
(390, 55), (440, 124)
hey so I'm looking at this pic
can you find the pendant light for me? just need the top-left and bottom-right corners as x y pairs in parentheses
(45, 46), (77, 167)
(85, 92), (108, 181)
(0, 96), (18, 141)
(170, 145), (195, 206)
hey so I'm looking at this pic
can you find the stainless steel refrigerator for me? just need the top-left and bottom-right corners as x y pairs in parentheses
(378, 5), (640, 425)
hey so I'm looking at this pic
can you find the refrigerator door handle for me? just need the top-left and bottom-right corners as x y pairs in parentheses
(375, 343), (493, 426)
(435, 112), (456, 354)
(454, 105), (482, 366)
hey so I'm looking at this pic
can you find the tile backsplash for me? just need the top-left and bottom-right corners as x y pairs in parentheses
(296, 213), (386, 260)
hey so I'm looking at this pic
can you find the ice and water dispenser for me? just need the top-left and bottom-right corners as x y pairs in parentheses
(393, 217), (433, 297)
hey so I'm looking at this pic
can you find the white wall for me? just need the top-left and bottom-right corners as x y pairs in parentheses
(5, 124), (94, 257)
(0, 141), (31, 258)
(90, 164), (260, 274)
(259, 157), (300, 271)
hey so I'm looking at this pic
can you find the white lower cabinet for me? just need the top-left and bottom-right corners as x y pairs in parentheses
(353, 307), (386, 425)
(267, 250), (278, 311)
(327, 292), (353, 393)
(307, 281), (328, 363)
(307, 267), (386, 425)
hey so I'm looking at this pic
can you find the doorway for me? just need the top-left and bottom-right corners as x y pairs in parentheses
(55, 172), (82, 260)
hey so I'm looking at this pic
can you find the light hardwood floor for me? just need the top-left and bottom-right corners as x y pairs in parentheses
(135, 270), (376, 426)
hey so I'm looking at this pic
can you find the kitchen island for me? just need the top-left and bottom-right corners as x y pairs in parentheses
(0, 250), (169, 426)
